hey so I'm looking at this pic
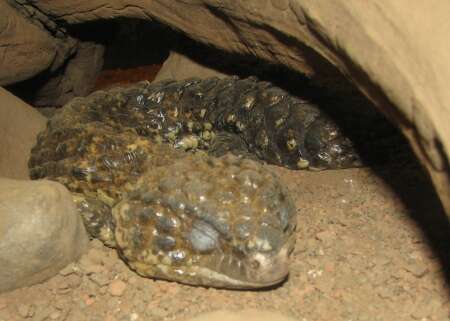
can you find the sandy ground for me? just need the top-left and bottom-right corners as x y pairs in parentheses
(0, 158), (448, 321)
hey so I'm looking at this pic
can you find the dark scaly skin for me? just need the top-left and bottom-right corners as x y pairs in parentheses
(29, 76), (361, 288)
(111, 76), (362, 170)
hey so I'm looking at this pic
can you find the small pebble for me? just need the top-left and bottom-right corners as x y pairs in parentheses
(404, 262), (429, 278)
(90, 239), (105, 249)
(377, 287), (395, 299)
(87, 248), (107, 265)
(315, 230), (336, 247)
(79, 256), (106, 274)
(148, 307), (169, 318)
(109, 280), (127, 297)
(17, 304), (33, 318)
(58, 263), (77, 276)
(128, 276), (138, 285)
(67, 274), (83, 288)
(53, 299), (67, 311)
(89, 273), (111, 287)
(102, 251), (120, 268)
(49, 310), (61, 320)
(85, 297), (96, 306)
(32, 307), (52, 321)
(57, 278), (70, 290)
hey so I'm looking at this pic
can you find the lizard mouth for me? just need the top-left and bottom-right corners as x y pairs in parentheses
(241, 236), (295, 287)
(160, 237), (295, 289)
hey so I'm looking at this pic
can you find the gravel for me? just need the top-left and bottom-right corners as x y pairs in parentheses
(0, 165), (448, 321)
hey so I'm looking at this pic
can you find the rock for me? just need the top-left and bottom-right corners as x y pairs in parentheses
(78, 255), (106, 275)
(58, 263), (78, 276)
(0, 87), (46, 179)
(108, 280), (127, 297)
(30, 41), (105, 107)
(65, 274), (83, 289)
(49, 310), (61, 320)
(404, 261), (429, 278)
(90, 239), (105, 250)
(0, 2), (76, 86)
(315, 229), (336, 247)
(89, 273), (110, 287)
(0, 178), (89, 293)
(154, 51), (228, 82)
(32, 306), (52, 321)
(182, 310), (296, 321)
(86, 248), (107, 265)
(148, 307), (169, 319)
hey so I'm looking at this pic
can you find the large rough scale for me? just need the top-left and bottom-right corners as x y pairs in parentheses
(0, 178), (88, 293)
(114, 153), (296, 288)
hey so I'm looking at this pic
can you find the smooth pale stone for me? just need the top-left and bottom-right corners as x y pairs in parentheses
(0, 178), (88, 293)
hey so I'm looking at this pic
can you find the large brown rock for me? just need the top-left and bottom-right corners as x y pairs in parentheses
(0, 178), (88, 293)
(0, 87), (46, 179)
(0, 1), (77, 86)
(7, 1), (450, 218)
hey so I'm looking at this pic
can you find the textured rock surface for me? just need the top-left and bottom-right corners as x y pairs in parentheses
(0, 1), (77, 86)
(0, 178), (88, 293)
(30, 41), (105, 107)
(0, 87), (46, 179)
(14, 0), (450, 218)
